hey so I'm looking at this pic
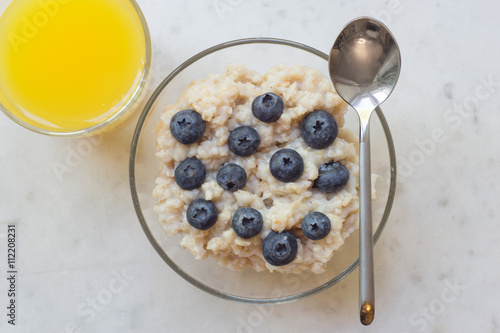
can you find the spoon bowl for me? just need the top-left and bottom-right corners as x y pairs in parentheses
(330, 17), (401, 112)
(329, 17), (401, 325)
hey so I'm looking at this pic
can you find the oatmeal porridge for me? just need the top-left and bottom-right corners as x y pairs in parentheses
(153, 63), (373, 274)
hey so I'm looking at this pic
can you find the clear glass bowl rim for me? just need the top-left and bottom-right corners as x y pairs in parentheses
(0, 0), (152, 137)
(129, 37), (397, 305)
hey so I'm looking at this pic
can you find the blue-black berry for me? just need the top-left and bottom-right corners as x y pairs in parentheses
(232, 208), (263, 239)
(314, 161), (349, 194)
(269, 149), (304, 183)
(262, 231), (298, 266)
(301, 212), (331, 240)
(228, 126), (261, 157)
(252, 92), (284, 123)
(186, 199), (218, 230)
(170, 109), (206, 144)
(301, 110), (338, 149)
(217, 163), (247, 191)
(174, 158), (206, 190)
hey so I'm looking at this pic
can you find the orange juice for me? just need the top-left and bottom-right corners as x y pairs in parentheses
(0, 0), (147, 133)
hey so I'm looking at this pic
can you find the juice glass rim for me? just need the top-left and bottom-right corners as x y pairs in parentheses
(0, 0), (152, 137)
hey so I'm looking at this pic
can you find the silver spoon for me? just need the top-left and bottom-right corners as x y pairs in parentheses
(329, 17), (401, 325)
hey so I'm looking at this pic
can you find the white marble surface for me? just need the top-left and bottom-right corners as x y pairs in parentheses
(1, 0), (500, 332)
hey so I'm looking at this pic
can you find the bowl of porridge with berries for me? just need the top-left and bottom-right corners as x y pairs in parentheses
(130, 38), (396, 303)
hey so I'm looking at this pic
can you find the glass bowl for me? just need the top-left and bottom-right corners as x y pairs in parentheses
(0, 0), (151, 137)
(129, 37), (396, 304)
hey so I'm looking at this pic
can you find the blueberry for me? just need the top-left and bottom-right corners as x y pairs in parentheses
(228, 126), (261, 157)
(232, 208), (263, 239)
(314, 161), (350, 193)
(174, 158), (206, 190)
(301, 212), (331, 240)
(217, 163), (247, 191)
(262, 231), (298, 266)
(186, 198), (218, 230)
(269, 149), (304, 183)
(170, 109), (206, 144)
(300, 110), (339, 149)
(252, 92), (284, 123)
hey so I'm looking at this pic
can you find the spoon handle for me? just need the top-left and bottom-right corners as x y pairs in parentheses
(359, 117), (374, 325)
